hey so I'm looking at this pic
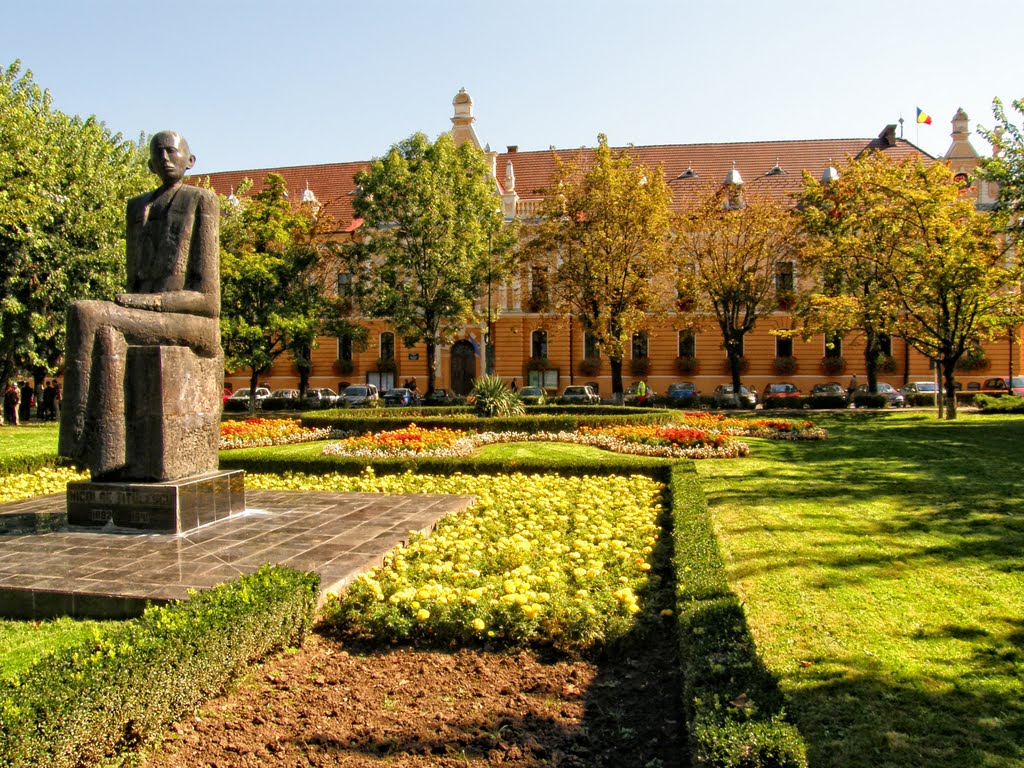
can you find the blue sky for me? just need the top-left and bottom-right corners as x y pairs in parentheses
(3, 0), (1020, 175)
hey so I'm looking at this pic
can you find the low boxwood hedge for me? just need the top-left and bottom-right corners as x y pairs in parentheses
(974, 394), (1024, 413)
(0, 565), (319, 768)
(762, 396), (808, 411)
(807, 394), (848, 410)
(670, 465), (807, 767)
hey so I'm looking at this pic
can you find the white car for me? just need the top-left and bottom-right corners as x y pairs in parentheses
(226, 387), (271, 409)
(560, 385), (600, 405)
(341, 383), (380, 407)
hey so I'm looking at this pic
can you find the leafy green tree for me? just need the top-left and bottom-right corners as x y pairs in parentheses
(978, 96), (1024, 224)
(801, 152), (1015, 418)
(796, 154), (903, 393)
(0, 60), (150, 387)
(349, 132), (516, 394)
(674, 186), (798, 398)
(528, 135), (674, 400)
(219, 174), (332, 411)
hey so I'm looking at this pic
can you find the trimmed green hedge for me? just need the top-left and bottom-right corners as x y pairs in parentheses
(0, 453), (58, 476)
(670, 465), (808, 767)
(807, 394), (848, 410)
(221, 447), (673, 480)
(762, 396), (808, 411)
(0, 565), (319, 768)
(300, 406), (674, 434)
(975, 394), (1024, 413)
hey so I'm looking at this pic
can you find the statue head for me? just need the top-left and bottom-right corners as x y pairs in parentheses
(149, 131), (195, 187)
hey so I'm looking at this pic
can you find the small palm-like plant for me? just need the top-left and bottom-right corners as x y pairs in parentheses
(471, 374), (525, 418)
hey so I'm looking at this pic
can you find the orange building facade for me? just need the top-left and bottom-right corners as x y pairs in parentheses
(205, 93), (1019, 399)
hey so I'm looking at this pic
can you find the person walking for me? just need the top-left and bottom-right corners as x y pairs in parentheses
(4, 383), (21, 426)
(19, 381), (33, 423)
(510, 378), (518, 393)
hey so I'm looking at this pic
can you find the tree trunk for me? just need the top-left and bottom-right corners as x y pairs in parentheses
(248, 368), (260, 416)
(426, 341), (437, 395)
(610, 358), (624, 404)
(863, 332), (879, 393)
(942, 358), (958, 420)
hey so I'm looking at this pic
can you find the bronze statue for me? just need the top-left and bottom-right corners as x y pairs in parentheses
(59, 131), (223, 481)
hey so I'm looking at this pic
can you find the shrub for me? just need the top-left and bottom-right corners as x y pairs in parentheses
(906, 392), (938, 407)
(762, 395), (807, 410)
(578, 356), (602, 376)
(852, 392), (888, 409)
(676, 355), (701, 375)
(820, 356), (846, 375)
(876, 354), (898, 373)
(0, 566), (319, 768)
(772, 356), (797, 375)
(470, 374), (525, 418)
(955, 346), (989, 372)
(630, 356), (652, 377)
(975, 394), (1024, 413)
(808, 394), (848, 410)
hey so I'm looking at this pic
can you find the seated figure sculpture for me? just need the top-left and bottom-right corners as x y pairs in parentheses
(59, 131), (223, 482)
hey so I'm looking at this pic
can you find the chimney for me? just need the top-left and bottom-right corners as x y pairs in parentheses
(878, 124), (897, 147)
(507, 145), (518, 153)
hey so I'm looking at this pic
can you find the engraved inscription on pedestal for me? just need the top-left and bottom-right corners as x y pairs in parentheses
(67, 470), (245, 533)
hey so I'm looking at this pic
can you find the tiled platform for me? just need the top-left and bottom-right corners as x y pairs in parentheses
(0, 489), (473, 619)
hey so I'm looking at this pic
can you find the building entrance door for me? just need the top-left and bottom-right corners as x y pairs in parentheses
(450, 340), (476, 395)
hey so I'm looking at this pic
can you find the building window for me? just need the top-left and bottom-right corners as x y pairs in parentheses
(380, 332), (395, 361)
(531, 329), (548, 359)
(336, 271), (353, 296)
(825, 334), (842, 358)
(879, 334), (892, 356)
(775, 261), (795, 293)
(631, 331), (648, 359)
(338, 336), (353, 361)
(584, 332), (600, 359)
(678, 331), (696, 358)
(776, 337), (794, 358)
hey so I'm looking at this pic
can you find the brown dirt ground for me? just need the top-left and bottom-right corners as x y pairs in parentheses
(139, 623), (685, 768)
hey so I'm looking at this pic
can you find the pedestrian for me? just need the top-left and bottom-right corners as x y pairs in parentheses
(847, 374), (858, 399)
(42, 380), (57, 421)
(4, 383), (21, 426)
(19, 381), (33, 423)
(510, 378), (518, 393)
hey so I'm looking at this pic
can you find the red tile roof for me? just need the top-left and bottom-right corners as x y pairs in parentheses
(198, 132), (932, 231)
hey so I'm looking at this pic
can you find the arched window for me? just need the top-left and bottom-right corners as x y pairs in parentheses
(824, 334), (842, 358)
(531, 330), (548, 359)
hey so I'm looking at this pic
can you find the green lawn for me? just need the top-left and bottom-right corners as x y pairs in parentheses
(697, 412), (1024, 768)
(0, 618), (116, 681)
(0, 422), (59, 472)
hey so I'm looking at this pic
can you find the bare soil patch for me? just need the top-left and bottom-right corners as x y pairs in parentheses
(140, 624), (684, 768)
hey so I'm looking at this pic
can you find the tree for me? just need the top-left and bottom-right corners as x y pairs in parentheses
(528, 135), (674, 400)
(674, 186), (798, 398)
(978, 96), (1024, 224)
(796, 155), (903, 393)
(804, 153), (1016, 419)
(219, 174), (332, 411)
(349, 132), (516, 394)
(0, 60), (150, 388)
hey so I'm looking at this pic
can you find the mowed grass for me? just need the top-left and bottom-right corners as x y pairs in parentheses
(0, 618), (117, 681)
(696, 412), (1024, 768)
(0, 422), (59, 467)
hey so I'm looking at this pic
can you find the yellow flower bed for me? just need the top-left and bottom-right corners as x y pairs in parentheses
(247, 469), (664, 651)
(0, 466), (89, 504)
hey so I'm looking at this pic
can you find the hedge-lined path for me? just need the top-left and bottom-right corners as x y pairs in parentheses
(0, 490), (472, 620)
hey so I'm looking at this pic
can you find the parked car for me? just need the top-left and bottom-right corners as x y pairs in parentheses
(225, 387), (270, 410)
(423, 388), (460, 406)
(761, 382), (802, 402)
(710, 384), (757, 408)
(382, 387), (418, 407)
(900, 381), (938, 396)
(666, 382), (700, 407)
(561, 385), (600, 405)
(269, 389), (299, 400)
(624, 382), (654, 406)
(340, 384), (379, 407)
(980, 376), (1024, 396)
(517, 385), (547, 405)
(853, 382), (906, 407)
(304, 387), (341, 409)
(808, 381), (848, 407)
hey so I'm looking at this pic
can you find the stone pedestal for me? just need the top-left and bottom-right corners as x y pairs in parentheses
(67, 470), (245, 533)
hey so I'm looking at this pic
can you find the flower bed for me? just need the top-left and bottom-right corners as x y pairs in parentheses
(220, 418), (331, 450)
(320, 423), (468, 458)
(248, 470), (664, 652)
(0, 466), (89, 504)
(669, 412), (829, 440)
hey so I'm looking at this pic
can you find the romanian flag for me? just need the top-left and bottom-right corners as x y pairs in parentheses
(916, 107), (933, 125)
